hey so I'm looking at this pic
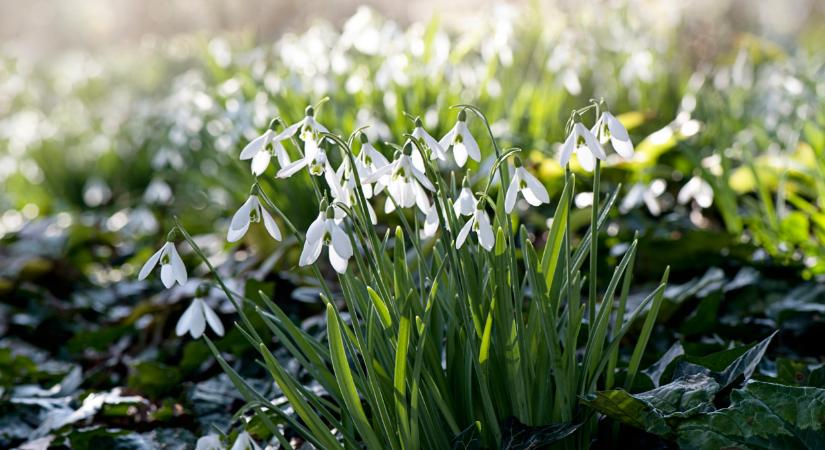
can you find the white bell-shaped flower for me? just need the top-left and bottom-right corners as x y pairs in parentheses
(420, 201), (441, 239)
(275, 106), (331, 178)
(195, 434), (224, 450)
(453, 178), (477, 217)
(227, 193), (282, 242)
(456, 205), (494, 251)
(326, 166), (377, 225)
(620, 179), (667, 216)
(176, 297), (224, 339)
(677, 176), (713, 208)
(230, 431), (262, 450)
(411, 117), (447, 171)
(559, 122), (607, 172)
(368, 144), (435, 214)
(299, 206), (353, 274)
(138, 240), (187, 289)
(439, 110), (481, 168)
(504, 158), (550, 213)
(592, 112), (634, 159)
(337, 134), (390, 198)
(239, 119), (293, 176)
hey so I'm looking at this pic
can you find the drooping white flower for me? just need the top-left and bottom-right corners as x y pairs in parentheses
(299, 206), (353, 274)
(230, 431), (262, 450)
(227, 193), (282, 242)
(326, 166), (377, 225)
(195, 434), (224, 450)
(337, 134), (390, 198)
(620, 179), (667, 216)
(138, 240), (187, 289)
(411, 117), (447, 171)
(456, 205), (494, 251)
(420, 201), (441, 239)
(677, 176), (713, 208)
(504, 158), (550, 213)
(592, 112), (634, 159)
(559, 122), (607, 172)
(176, 298), (224, 339)
(239, 119), (292, 176)
(276, 137), (329, 178)
(439, 110), (481, 168)
(368, 144), (435, 213)
(275, 106), (331, 178)
(453, 183), (477, 217)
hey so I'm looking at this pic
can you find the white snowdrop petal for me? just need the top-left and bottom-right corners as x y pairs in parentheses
(272, 122), (301, 141)
(202, 301), (224, 337)
(577, 123), (607, 160)
(454, 188), (476, 216)
(330, 222), (353, 259)
(455, 218), (474, 249)
(504, 176), (520, 213)
(460, 126), (481, 162)
(168, 245), (188, 286)
(438, 125), (457, 150)
(299, 238), (324, 267)
(239, 131), (271, 160)
(261, 208), (282, 241)
(560, 132), (575, 167)
(273, 141), (291, 167)
(188, 300), (207, 339)
(577, 146), (596, 172)
(175, 300), (198, 336)
(522, 170), (550, 203)
(412, 168), (435, 192)
(228, 196), (255, 242)
(411, 147), (427, 173)
(328, 244), (349, 273)
(605, 112), (630, 141)
(476, 212), (495, 251)
(138, 246), (163, 280)
(160, 264), (175, 288)
(453, 142), (468, 168)
(276, 159), (309, 178)
(250, 150), (272, 176)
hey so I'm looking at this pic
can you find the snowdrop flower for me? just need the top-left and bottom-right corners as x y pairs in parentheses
(276, 106), (331, 178)
(369, 143), (435, 213)
(420, 201), (440, 239)
(504, 157), (550, 213)
(239, 119), (292, 176)
(326, 166), (377, 224)
(453, 177), (477, 216)
(411, 117), (446, 171)
(456, 203), (494, 251)
(677, 176), (713, 208)
(439, 110), (481, 168)
(337, 134), (390, 198)
(195, 434), (224, 450)
(230, 431), (262, 450)
(176, 285), (224, 339)
(620, 179), (667, 216)
(138, 237), (187, 289)
(592, 112), (634, 159)
(560, 122), (607, 172)
(227, 193), (282, 242)
(299, 205), (353, 274)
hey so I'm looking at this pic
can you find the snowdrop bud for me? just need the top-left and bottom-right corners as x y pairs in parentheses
(305, 106), (314, 117)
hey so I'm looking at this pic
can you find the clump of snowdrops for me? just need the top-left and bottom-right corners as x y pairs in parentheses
(139, 99), (669, 449)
